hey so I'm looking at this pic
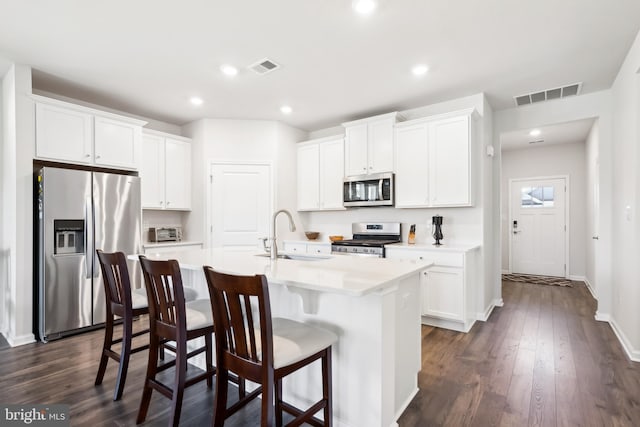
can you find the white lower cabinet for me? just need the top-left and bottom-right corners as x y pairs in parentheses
(386, 245), (478, 332)
(282, 241), (332, 255)
(422, 266), (464, 321)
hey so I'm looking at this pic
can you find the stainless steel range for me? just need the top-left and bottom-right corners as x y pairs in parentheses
(331, 222), (401, 258)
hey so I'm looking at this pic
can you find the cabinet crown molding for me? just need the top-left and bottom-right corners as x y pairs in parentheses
(395, 108), (478, 128)
(297, 135), (344, 146)
(31, 94), (147, 127)
(341, 111), (404, 127)
(142, 128), (191, 142)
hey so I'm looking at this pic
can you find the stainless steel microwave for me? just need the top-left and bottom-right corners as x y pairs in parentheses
(343, 172), (394, 207)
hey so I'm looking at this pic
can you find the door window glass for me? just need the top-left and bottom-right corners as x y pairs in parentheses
(521, 186), (554, 207)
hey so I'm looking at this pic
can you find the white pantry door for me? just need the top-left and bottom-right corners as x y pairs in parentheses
(510, 177), (567, 277)
(209, 163), (271, 249)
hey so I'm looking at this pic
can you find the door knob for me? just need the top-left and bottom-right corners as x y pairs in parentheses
(513, 230), (520, 234)
(592, 236), (599, 240)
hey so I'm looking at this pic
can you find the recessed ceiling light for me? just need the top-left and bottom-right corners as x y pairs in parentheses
(220, 64), (238, 77)
(412, 64), (429, 76)
(189, 97), (203, 106)
(280, 105), (293, 115)
(352, 0), (377, 14)
(529, 129), (541, 137)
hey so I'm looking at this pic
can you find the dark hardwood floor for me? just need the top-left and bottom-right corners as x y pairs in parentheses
(1, 280), (639, 426)
(399, 280), (640, 427)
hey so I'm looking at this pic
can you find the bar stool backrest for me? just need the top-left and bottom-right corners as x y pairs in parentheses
(138, 256), (187, 337)
(204, 268), (275, 382)
(97, 250), (132, 315)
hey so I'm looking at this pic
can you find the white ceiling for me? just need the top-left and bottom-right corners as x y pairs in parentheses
(0, 0), (639, 131)
(500, 118), (595, 151)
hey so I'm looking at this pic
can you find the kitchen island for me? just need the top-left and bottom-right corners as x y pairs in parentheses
(131, 249), (432, 427)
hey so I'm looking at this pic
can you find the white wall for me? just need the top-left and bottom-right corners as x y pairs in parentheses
(585, 120), (600, 292)
(501, 142), (587, 277)
(181, 119), (307, 246)
(1, 64), (35, 346)
(609, 29), (640, 358)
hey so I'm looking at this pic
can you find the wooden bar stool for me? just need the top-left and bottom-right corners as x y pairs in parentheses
(95, 250), (152, 401)
(203, 266), (337, 427)
(137, 256), (215, 427)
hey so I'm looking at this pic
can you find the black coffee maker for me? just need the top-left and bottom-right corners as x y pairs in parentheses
(432, 215), (443, 246)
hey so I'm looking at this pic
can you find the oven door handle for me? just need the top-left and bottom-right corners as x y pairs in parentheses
(330, 251), (383, 258)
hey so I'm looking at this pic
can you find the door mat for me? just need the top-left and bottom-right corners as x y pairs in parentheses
(502, 273), (572, 287)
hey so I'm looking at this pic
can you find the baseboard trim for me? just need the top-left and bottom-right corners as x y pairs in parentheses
(568, 275), (585, 282)
(608, 317), (640, 362)
(6, 332), (35, 347)
(422, 316), (474, 333)
(501, 269), (510, 275)
(494, 298), (504, 307)
(595, 311), (610, 322)
(583, 277), (597, 300)
(394, 387), (419, 425)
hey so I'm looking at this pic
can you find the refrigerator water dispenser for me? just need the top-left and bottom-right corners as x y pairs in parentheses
(53, 219), (84, 255)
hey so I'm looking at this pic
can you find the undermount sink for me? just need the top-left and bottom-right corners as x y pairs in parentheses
(255, 253), (330, 261)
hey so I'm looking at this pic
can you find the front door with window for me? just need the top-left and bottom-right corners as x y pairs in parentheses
(510, 177), (567, 277)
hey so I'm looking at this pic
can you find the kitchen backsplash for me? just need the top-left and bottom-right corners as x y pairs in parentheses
(298, 207), (482, 245)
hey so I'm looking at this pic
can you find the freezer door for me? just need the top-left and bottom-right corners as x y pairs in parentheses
(92, 172), (142, 325)
(40, 167), (93, 340)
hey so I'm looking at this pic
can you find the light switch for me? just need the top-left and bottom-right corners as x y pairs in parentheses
(625, 205), (632, 221)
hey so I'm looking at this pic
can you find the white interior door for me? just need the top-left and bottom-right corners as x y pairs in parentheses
(210, 163), (271, 249)
(510, 177), (567, 277)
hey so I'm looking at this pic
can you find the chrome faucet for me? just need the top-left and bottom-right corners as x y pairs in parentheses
(271, 209), (296, 260)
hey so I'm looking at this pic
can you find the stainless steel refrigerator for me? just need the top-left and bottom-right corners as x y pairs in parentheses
(35, 166), (142, 342)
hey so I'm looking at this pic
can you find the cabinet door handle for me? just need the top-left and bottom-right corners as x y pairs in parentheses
(84, 154), (91, 158)
(96, 155), (101, 159)
(166, 201), (171, 205)
(592, 236), (599, 240)
(159, 201), (163, 205)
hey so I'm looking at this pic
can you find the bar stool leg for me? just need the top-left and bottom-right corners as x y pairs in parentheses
(205, 333), (213, 389)
(94, 314), (113, 387)
(113, 317), (133, 401)
(323, 348), (332, 427)
(212, 368), (229, 427)
(136, 333), (159, 424)
(169, 339), (188, 427)
(275, 378), (283, 427)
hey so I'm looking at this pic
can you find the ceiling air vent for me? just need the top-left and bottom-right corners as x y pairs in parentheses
(514, 82), (582, 107)
(528, 139), (544, 144)
(248, 58), (280, 75)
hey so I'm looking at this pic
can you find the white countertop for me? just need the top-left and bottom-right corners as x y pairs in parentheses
(130, 248), (431, 297)
(387, 242), (481, 252)
(142, 241), (203, 249)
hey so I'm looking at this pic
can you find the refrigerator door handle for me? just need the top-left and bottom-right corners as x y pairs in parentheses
(92, 196), (100, 278)
(84, 196), (93, 279)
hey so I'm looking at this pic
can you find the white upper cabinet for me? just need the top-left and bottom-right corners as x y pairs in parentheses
(35, 102), (93, 164)
(34, 95), (146, 170)
(395, 124), (430, 207)
(141, 131), (192, 211)
(395, 109), (475, 208)
(297, 143), (320, 210)
(140, 133), (165, 209)
(94, 116), (141, 169)
(297, 136), (345, 211)
(429, 115), (471, 207)
(165, 137), (191, 210)
(343, 112), (400, 177)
